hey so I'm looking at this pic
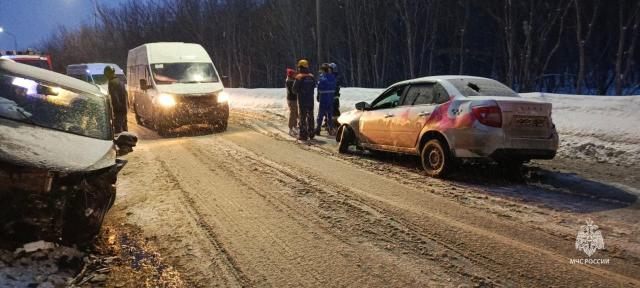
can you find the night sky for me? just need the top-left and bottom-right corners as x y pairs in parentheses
(0, 0), (129, 50)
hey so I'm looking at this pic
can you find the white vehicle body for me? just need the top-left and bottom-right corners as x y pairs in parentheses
(337, 76), (559, 177)
(66, 63), (125, 93)
(126, 42), (228, 133)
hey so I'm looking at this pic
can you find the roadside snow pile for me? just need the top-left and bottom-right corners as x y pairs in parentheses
(226, 88), (640, 166)
(0, 241), (84, 287)
(228, 87), (380, 114)
(521, 93), (640, 166)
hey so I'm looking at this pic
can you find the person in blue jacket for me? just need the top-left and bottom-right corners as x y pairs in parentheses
(315, 63), (337, 136)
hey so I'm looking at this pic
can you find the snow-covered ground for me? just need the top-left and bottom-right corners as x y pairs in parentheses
(227, 88), (640, 166)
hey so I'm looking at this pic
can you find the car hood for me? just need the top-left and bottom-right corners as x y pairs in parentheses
(156, 82), (224, 95)
(0, 118), (116, 173)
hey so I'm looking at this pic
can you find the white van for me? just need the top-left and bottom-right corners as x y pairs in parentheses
(66, 63), (125, 93)
(126, 42), (229, 133)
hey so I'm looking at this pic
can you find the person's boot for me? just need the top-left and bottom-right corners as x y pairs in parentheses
(314, 128), (321, 136)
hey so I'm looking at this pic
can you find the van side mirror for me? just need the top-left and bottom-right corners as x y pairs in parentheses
(114, 132), (138, 156)
(139, 79), (150, 90)
(355, 101), (370, 111)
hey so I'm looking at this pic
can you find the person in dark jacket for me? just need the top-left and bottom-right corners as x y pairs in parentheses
(329, 62), (343, 127)
(315, 64), (337, 136)
(105, 66), (128, 133)
(285, 68), (298, 137)
(292, 59), (316, 141)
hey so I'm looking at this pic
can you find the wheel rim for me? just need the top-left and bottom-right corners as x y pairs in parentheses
(425, 145), (443, 171)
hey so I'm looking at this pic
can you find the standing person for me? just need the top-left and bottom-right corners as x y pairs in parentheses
(285, 68), (298, 137)
(315, 63), (337, 136)
(329, 62), (343, 128)
(105, 66), (128, 133)
(292, 59), (316, 141)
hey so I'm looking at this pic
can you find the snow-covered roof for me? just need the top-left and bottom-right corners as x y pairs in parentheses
(0, 59), (102, 94)
(0, 55), (47, 60)
(67, 63), (124, 75)
(130, 42), (212, 64)
(391, 75), (494, 87)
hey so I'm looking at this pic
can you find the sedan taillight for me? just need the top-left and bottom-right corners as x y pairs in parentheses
(472, 104), (502, 127)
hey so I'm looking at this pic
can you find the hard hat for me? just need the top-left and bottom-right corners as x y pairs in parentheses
(297, 59), (309, 68)
(286, 68), (295, 77)
(329, 63), (337, 70)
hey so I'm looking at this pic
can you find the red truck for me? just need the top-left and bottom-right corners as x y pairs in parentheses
(0, 49), (52, 70)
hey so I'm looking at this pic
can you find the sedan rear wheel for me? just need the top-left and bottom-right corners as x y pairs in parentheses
(421, 139), (453, 178)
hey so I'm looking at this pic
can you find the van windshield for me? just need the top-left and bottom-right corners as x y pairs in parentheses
(151, 63), (219, 84)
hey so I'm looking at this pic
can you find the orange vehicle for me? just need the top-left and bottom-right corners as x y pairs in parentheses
(0, 49), (53, 70)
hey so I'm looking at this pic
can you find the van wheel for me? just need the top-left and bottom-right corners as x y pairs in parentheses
(154, 120), (170, 136)
(338, 126), (354, 154)
(217, 120), (228, 132)
(421, 139), (453, 178)
(133, 101), (143, 125)
(210, 120), (227, 132)
(134, 110), (143, 125)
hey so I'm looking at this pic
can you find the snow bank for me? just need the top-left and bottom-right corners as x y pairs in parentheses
(521, 93), (640, 166)
(226, 88), (640, 166)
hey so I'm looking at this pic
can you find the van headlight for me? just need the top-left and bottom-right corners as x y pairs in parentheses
(158, 93), (176, 107)
(217, 91), (229, 103)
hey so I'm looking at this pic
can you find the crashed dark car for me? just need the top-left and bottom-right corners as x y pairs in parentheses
(0, 59), (137, 246)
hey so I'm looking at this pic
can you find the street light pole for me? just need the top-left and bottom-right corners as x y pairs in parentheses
(316, 0), (321, 68)
(0, 27), (18, 51)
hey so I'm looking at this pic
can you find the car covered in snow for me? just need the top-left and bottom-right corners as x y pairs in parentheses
(0, 59), (137, 245)
(66, 63), (126, 94)
(336, 76), (559, 177)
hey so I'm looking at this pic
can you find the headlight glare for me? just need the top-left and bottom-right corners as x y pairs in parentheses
(217, 91), (230, 103)
(158, 93), (176, 107)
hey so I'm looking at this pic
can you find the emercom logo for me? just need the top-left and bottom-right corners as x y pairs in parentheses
(570, 219), (610, 265)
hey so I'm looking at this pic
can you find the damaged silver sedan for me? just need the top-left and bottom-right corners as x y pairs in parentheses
(0, 59), (136, 246)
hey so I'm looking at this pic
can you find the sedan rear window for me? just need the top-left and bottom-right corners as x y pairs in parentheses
(447, 78), (518, 97)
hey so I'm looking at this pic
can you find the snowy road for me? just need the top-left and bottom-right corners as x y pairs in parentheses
(104, 110), (640, 287)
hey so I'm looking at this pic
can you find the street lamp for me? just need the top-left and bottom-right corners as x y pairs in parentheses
(0, 27), (18, 51)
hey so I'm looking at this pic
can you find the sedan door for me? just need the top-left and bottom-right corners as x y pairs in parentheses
(359, 85), (405, 148)
(389, 83), (438, 149)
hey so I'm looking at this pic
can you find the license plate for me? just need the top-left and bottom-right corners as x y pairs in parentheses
(513, 116), (547, 128)
(190, 107), (211, 114)
(0, 170), (53, 193)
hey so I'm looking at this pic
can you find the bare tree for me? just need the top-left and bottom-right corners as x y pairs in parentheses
(574, 0), (600, 94)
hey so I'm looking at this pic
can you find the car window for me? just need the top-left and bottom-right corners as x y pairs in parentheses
(447, 78), (518, 97)
(70, 74), (90, 82)
(371, 86), (405, 110)
(434, 83), (450, 104)
(404, 84), (434, 106)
